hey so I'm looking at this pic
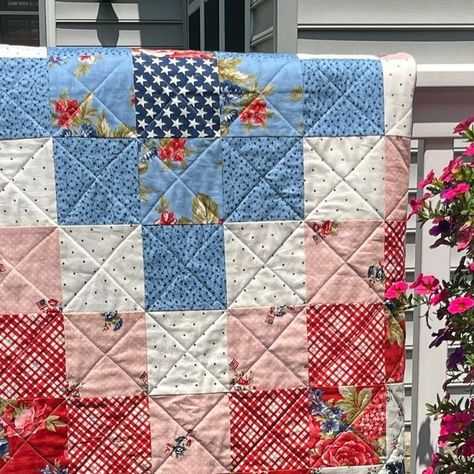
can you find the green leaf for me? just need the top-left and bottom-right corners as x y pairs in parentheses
(218, 58), (253, 85)
(357, 388), (373, 410)
(95, 111), (112, 138)
(192, 193), (220, 224)
(138, 160), (149, 175)
(177, 216), (194, 225)
(388, 313), (404, 345)
(289, 85), (304, 102)
(157, 195), (169, 212)
(45, 414), (66, 432)
(338, 385), (357, 401)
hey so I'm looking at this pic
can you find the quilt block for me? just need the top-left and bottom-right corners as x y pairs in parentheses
(0, 46), (415, 474)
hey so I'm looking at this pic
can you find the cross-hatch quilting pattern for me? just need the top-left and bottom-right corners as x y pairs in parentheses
(0, 46), (415, 474)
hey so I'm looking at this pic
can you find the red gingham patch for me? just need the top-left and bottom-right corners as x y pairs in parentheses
(307, 304), (386, 386)
(67, 395), (152, 474)
(384, 220), (406, 287)
(0, 308), (66, 398)
(229, 387), (309, 472)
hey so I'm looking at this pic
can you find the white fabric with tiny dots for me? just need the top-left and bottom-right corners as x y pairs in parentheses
(381, 54), (417, 136)
(59, 224), (145, 312)
(0, 138), (58, 226)
(224, 220), (306, 308)
(146, 310), (228, 395)
(0, 44), (47, 58)
(304, 136), (385, 220)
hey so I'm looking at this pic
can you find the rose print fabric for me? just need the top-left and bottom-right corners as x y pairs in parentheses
(0, 45), (415, 473)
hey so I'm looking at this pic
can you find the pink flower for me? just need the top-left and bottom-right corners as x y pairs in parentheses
(418, 170), (435, 189)
(469, 262), (474, 271)
(464, 143), (474, 156)
(447, 296), (474, 314)
(408, 193), (431, 218)
(440, 412), (471, 435)
(429, 288), (449, 305)
(409, 274), (439, 295)
(454, 115), (474, 133)
(458, 223), (473, 250)
(440, 157), (463, 183)
(385, 281), (409, 299)
(155, 211), (177, 225)
(440, 182), (469, 200)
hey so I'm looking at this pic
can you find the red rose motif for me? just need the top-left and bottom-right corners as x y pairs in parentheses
(320, 220), (333, 236)
(308, 416), (322, 450)
(156, 211), (177, 225)
(54, 98), (80, 129)
(311, 432), (380, 467)
(166, 50), (214, 59)
(240, 98), (267, 126)
(158, 139), (187, 163)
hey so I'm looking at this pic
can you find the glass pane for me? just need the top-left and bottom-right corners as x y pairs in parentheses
(188, 9), (200, 50)
(225, 0), (245, 52)
(204, 0), (219, 51)
(0, 15), (39, 45)
(0, 0), (38, 11)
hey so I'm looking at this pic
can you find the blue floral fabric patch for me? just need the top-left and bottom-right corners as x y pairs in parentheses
(133, 51), (220, 139)
(302, 58), (384, 136)
(218, 53), (303, 137)
(223, 137), (304, 222)
(139, 138), (222, 225)
(48, 47), (136, 138)
(0, 58), (50, 138)
(142, 225), (227, 310)
(53, 138), (140, 224)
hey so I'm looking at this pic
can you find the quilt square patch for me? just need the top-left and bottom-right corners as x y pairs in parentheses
(308, 385), (387, 468)
(384, 220), (407, 288)
(0, 57), (50, 138)
(48, 47), (136, 138)
(0, 138), (57, 226)
(304, 136), (385, 220)
(307, 304), (385, 387)
(143, 224), (226, 311)
(146, 310), (227, 395)
(302, 58), (384, 137)
(386, 383), (405, 465)
(0, 397), (68, 472)
(223, 137), (303, 222)
(218, 53), (303, 136)
(139, 137), (223, 224)
(59, 224), (145, 312)
(305, 220), (384, 304)
(65, 311), (148, 396)
(53, 138), (140, 225)
(0, 305), (66, 398)
(224, 221), (305, 308)
(149, 393), (231, 473)
(0, 226), (61, 313)
(229, 387), (309, 472)
(227, 305), (308, 390)
(133, 50), (220, 138)
(67, 395), (152, 473)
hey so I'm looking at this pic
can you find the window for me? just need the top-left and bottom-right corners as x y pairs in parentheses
(0, 0), (40, 46)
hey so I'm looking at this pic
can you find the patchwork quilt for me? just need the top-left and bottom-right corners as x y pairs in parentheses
(0, 44), (416, 474)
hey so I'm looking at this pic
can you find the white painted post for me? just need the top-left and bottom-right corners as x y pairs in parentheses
(410, 138), (453, 473)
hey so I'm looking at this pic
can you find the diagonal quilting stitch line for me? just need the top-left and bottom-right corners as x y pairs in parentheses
(225, 138), (302, 220)
(2, 85), (48, 136)
(62, 225), (144, 310)
(0, 398), (69, 474)
(386, 107), (414, 138)
(146, 225), (225, 306)
(304, 136), (384, 218)
(55, 140), (137, 222)
(306, 221), (383, 302)
(148, 395), (229, 473)
(70, 395), (146, 472)
(230, 389), (307, 469)
(229, 308), (308, 387)
(0, 227), (57, 292)
(307, 64), (383, 133)
(141, 139), (221, 224)
(226, 222), (305, 306)
(263, 94), (302, 136)
(56, 60), (135, 134)
(227, 58), (299, 130)
(146, 312), (228, 394)
(66, 316), (145, 392)
(309, 307), (384, 379)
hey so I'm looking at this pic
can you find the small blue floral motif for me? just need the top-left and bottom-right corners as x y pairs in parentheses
(101, 311), (124, 331)
(165, 429), (195, 458)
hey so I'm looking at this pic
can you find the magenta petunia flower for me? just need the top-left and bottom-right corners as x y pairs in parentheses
(440, 182), (469, 200)
(410, 273), (440, 295)
(418, 170), (435, 189)
(448, 296), (474, 314)
(454, 115), (474, 133)
(385, 281), (409, 299)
